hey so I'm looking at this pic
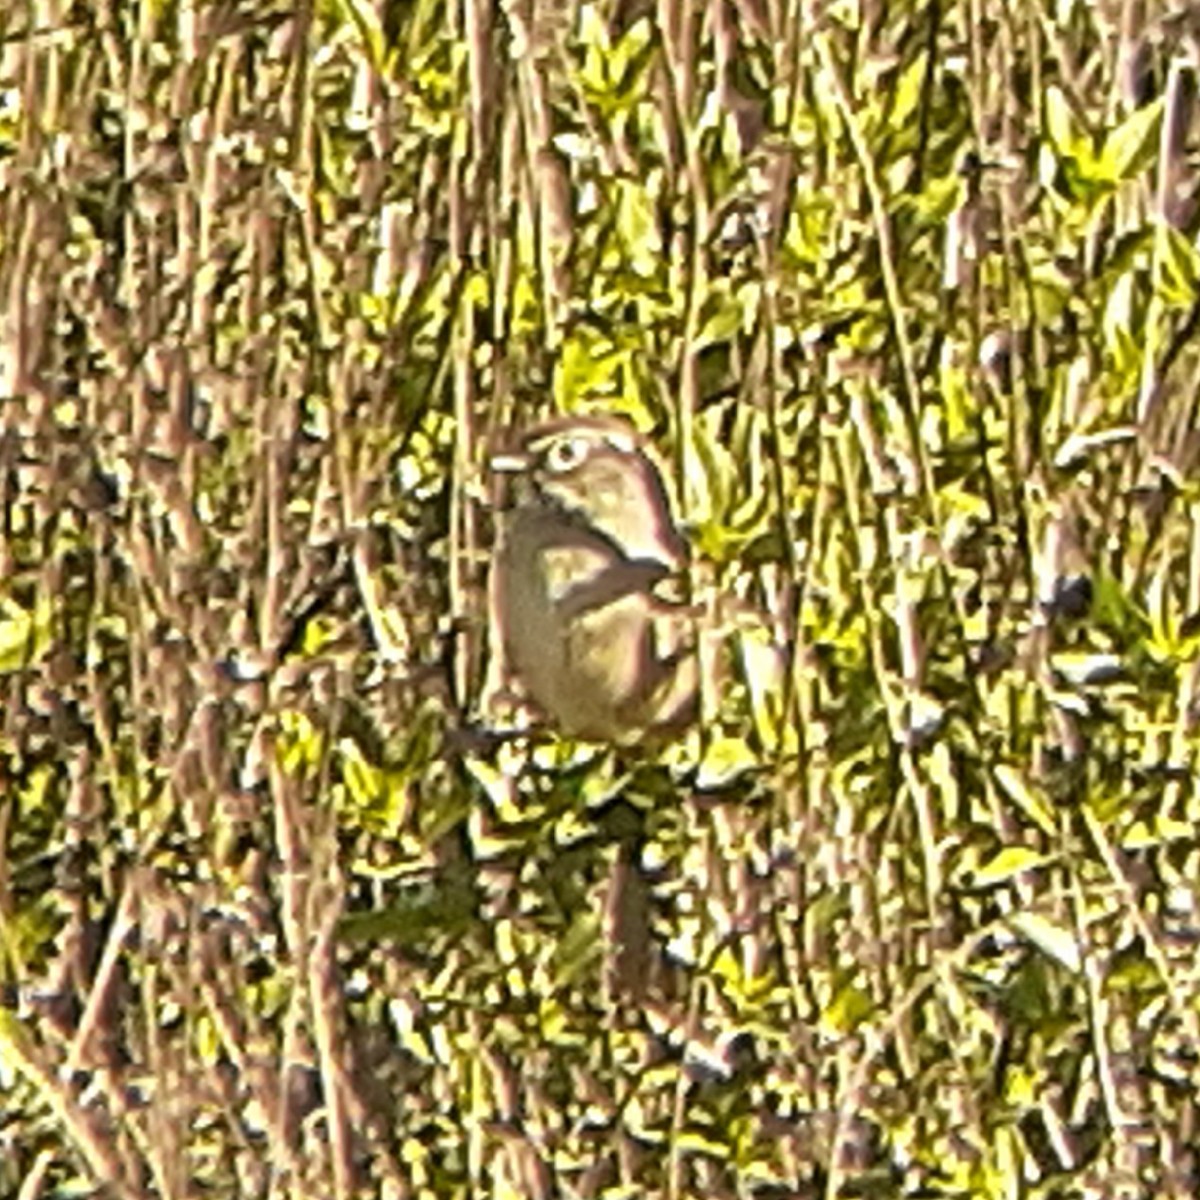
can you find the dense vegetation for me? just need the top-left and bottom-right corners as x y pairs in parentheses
(2, 0), (1199, 1195)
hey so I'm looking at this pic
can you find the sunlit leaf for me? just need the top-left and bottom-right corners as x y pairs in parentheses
(970, 846), (1055, 888)
(1097, 99), (1163, 182)
(993, 765), (1057, 837)
(1007, 911), (1081, 973)
(1045, 85), (1086, 164)
(888, 57), (926, 132)
(696, 734), (758, 789)
(1159, 226), (1200, 307)
(821, 978), (875, 1035)
(0, 596), (52, 675)
(615, 178), (661, 277)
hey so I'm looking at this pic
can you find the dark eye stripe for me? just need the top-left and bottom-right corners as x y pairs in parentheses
(528, 433), (582, 457)
(603, 430), (637, 454)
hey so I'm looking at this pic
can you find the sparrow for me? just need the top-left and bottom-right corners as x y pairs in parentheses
(490, 416), (698, 744)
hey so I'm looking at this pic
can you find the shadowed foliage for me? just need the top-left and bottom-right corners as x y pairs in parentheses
(2, 0), (1200, 1196)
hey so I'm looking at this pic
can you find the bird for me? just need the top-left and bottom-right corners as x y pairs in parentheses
(489, 415), (699, 745)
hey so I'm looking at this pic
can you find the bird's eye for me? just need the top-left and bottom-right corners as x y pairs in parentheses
(543, 435), (589, 472)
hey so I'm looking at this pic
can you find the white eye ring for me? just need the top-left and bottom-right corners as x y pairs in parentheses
(543, 435), (590, 472)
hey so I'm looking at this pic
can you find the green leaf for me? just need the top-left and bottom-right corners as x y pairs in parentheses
(0, 595), (53, 675)
(0, 1008), (35, 1074)
(740, 626), (790, 753)
(323, 0), (387, 70)
(888, 57), (926, 132)
(578, 3), (613, 96)
(1097, 99), (1163, 183)
(608, 17), (653, 94)
(615, 178), (661, 277)
(277, 710), (325, 776)
(552, 911), (603, 986)
(1121, 814), (1195, 850)
(1045, 85), (1085, 162)
(696, 734), (758, 789)
(992, 765), (1057, 837)
(1006, 911), (1081, 973)
(555, 330), (625, 407)
(971, 846), (1055, 888)
(694, 290), (744, 351)
(1044, 84), (1104, 200)
(1159, 226), (1200, 307)
(821, 978), (875, 1034)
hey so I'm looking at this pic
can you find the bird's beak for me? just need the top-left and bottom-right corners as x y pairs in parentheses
(490, 448), (532, 473)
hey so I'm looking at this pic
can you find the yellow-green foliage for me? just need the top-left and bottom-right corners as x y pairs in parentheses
(1, 0), (1198, 1196)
